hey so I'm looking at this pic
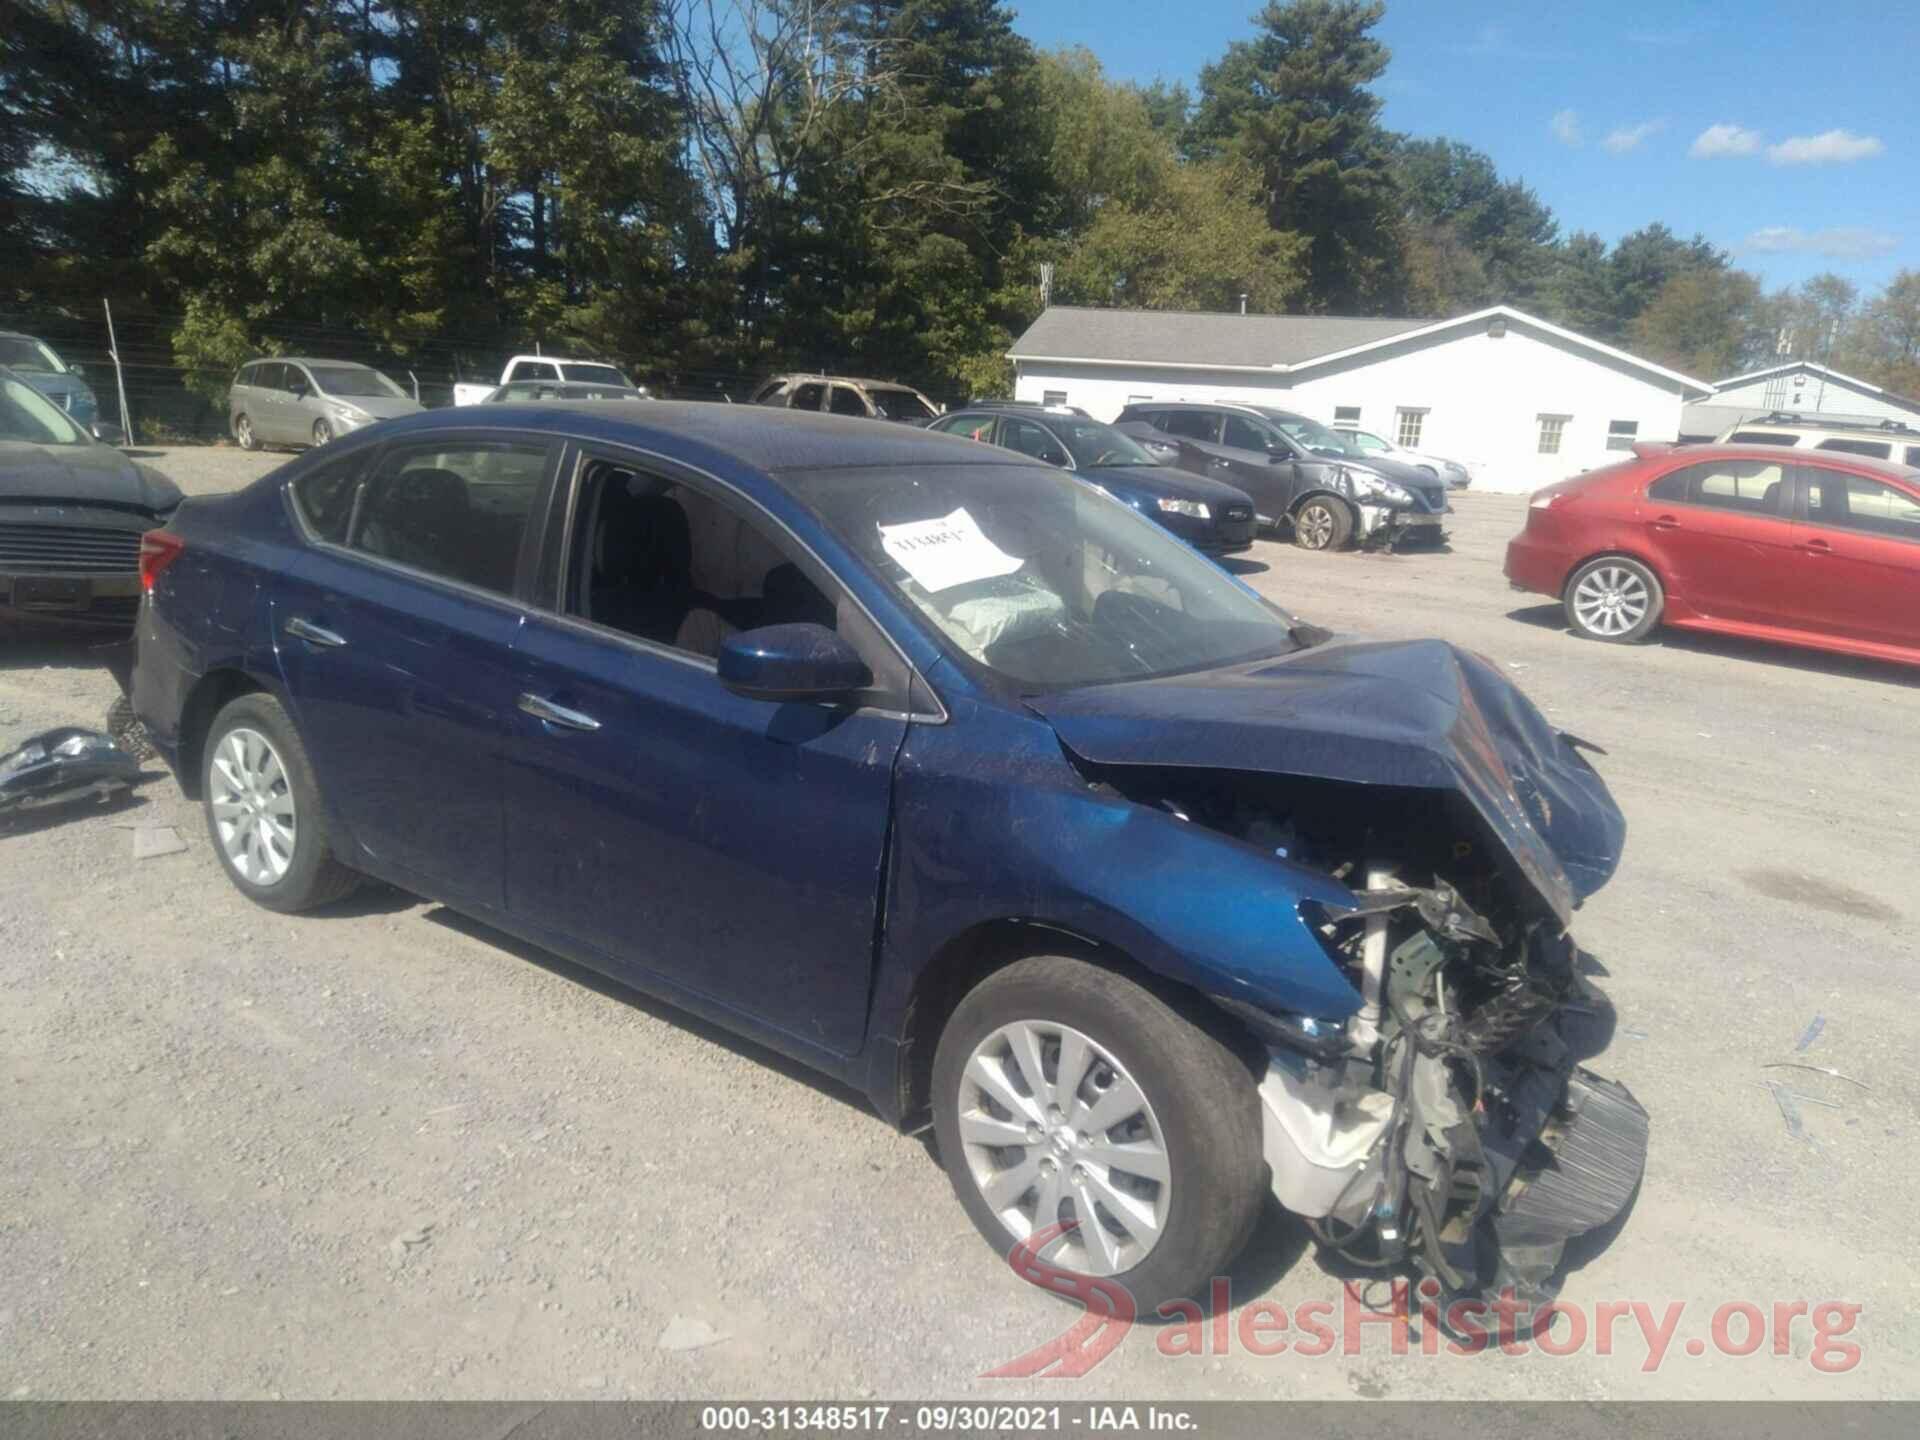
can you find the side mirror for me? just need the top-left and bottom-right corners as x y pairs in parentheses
(91, 422), (126, 446)
(288, 379), (308, 398)
(1269, 451), (1290, 464)
(717, 623), (870, 703)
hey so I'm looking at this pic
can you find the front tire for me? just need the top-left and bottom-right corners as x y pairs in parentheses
(932, 955), (1265, 1310)
(201, 692), (360, 913)
(234, 415), (255, 450)
(1292, 496), (1353, 551)
(311, 419), (333, 447)
(1564, 556), (1663, 643)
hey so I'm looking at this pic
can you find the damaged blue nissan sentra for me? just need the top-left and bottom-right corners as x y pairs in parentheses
(130, 403), (1644, 1309)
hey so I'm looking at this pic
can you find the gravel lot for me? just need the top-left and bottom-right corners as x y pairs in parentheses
(2, 446), (1915, 1400)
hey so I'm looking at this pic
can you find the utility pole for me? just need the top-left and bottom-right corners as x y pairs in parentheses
(102, 298), (133, 442)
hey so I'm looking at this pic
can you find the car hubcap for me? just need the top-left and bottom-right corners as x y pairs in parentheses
(957, 1020), (1172, 1276)
(313, 422), (330, 445)
(1573, 566), (1651, 636)
(237, 419), (252, 447)
(210, 728), (296, 885)
(1299, 506), (1333, 548)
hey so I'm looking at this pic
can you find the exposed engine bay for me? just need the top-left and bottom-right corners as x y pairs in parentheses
(1100, 766), (1648, 1306)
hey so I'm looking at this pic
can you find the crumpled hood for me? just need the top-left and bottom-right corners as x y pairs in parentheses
(0, 441), (181, 513)
(1028, 638), (1624, 921)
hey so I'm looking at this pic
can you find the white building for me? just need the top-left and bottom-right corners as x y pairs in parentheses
(1006, 304), (1713, 494)
(1682, 360), (1920, 439)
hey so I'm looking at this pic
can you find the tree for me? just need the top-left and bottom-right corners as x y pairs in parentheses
(1392, 137), (1557, 314)
(1851, 270), (1920, 398)
(1630, 267), (1765, 378)
(1187, 0), (1402, 312)
(1605, 223), (1727, 341)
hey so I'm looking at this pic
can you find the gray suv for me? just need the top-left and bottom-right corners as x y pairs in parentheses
(752, 373), (940, 422)
(1114, 401), (1450, 550)
(230, 358), (423, 450)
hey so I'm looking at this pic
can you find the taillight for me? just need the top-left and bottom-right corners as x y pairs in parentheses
(139, 530), (185, 591)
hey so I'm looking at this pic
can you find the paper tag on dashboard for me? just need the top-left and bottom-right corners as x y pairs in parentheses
(878, 507), (1024, 593)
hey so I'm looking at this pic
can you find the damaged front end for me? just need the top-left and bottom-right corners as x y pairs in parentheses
(1035, 639), (1647, 1305)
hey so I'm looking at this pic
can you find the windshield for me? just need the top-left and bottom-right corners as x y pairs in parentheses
(1271, 414), (1363, 458)
(560, 363), (630, 386)
(308, 365), (406, 399)
(869, 387), (937, 421)
(0, 374), (90, 446)
(0, 337), (67, 373)
(1054, 418), (1157, 468)
(789, 462), (1300, 690)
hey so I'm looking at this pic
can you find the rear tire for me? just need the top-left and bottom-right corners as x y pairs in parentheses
(932, 955), (1265, 1311)
(1564, 556), (1663, 644)
(1291, 496), (1353, 551)
(201, 692), (360, 913)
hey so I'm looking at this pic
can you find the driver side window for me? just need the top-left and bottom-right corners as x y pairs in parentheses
(1223, 415), (1276, 453)
(1002, 418), (1067, 466)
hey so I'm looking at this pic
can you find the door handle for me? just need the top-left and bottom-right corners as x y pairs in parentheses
(1649, 513), (1681, 531)
(517, 693), (601, 732)
(284, 616), (348, 648)
(1801, 538), (1834, 556)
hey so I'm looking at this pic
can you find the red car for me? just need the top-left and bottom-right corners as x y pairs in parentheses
(1505, 442), (1920, 666)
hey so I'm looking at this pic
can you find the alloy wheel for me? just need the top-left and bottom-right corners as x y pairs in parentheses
(209, 727), (297, 885)
(235, 416), (254, 450)
(1572, 564), (1651, 637)
(1297, 503), (1335, 550)
(955, 1019), (1172, 1276)
(312, 419), (332, 446)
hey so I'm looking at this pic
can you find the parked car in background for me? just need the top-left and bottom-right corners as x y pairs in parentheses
(1, 365), (179, 630)
(1112, 420), (1185, 465)
(131, 402), (1641, 1309)
(1712, 413), (1920, 468)
(752, 373), (939, 422)
(230, 359), (423, 451)
(484, 379), (650, 405)
(453, 355), (636, 407)
(929, 404), (1255, 555)
(1335, 425), (1473, 489)
(1114, 401), (1450, 551)
(0, 329), (100, 429)
(1506, 440), (1920, 664)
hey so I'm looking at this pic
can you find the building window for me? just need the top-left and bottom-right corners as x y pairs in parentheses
(1395, 408), (1427, 448)
(1334, 405), (1361, 425)
(1537, 414), (1571, 455)
(1042, 389), (1068, 406)
(1605, 419), (1639, 452)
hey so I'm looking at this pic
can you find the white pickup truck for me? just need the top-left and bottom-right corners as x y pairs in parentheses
(452, 355), (637, 406)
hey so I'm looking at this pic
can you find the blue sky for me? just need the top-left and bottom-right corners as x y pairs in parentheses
(1009, 1), (1916, 294)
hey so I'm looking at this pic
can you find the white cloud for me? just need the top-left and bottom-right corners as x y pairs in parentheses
(1602, 119), (1666, 154)
(1744, 226), (1899, 260)
(1689, 123), (1763, 159)
(1550, 109), (1582, 147)
(1766, 129), (1885, 166)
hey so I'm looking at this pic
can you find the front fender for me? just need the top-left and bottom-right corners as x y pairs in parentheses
(870, 698), (1362, 1046)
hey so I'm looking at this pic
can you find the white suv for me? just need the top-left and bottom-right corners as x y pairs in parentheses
(1714, 414), (1920, 468)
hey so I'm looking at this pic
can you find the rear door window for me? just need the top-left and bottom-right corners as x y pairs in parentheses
(1815, 437), (1894, 460)
(789, 383), (826, 410)
(1647, 459), (1789, 514)
(1159, 411), (1219, 442)
(349, 440), (554, 594)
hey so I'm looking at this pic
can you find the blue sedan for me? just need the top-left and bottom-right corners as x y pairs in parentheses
(130, 404), (1644, 1307)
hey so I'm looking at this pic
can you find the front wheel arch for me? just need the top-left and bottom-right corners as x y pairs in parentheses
(892, 921), (1264, 1131)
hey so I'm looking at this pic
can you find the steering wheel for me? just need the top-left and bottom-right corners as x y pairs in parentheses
(1092, 449), (1125, 467)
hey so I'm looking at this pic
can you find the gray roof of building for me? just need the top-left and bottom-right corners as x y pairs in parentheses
(1008, 307), (1429, 369)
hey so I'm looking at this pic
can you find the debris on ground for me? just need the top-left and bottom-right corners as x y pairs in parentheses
(0, 727), (145, 820)
(1795, 1014), (1827, 1052)
(656, 1316), (725, 1352)
(131, 825), (188, 860)
(1761, 1061), (1869, 1091)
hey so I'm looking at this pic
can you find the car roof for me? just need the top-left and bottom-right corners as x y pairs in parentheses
(1132, 399), (1303, 420)
(767, 373), (920, 391)
(247, 357), (381, 368)
(1659, 443), (1920, 481)
(946, 404), (1087, 420)
(370, 400), (1033, 475)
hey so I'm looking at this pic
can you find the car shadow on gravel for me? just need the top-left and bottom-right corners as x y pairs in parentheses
(1504, 603), (1920, 688)
(421, 905), (880, 1118)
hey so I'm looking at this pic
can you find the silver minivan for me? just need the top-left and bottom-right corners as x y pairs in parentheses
(229, 358), (423, 450)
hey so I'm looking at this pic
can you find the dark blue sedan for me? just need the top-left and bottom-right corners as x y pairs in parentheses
(928, 405), (1257, 555)
(130, 404), (1644, 1308)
